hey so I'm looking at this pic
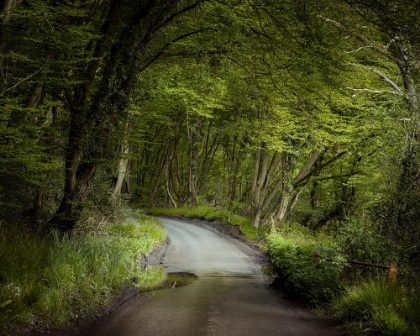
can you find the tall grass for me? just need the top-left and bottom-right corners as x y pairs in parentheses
(333, 280), (420, 336)
(147, 206), (260, 240)
(0, 211), (166, 333)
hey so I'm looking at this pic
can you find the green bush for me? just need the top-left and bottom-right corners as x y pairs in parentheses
(334, 217), (395, 264)
(334, 280), (420, 336)
(324, 217), (398, 283)
(266, 222), (346, 306)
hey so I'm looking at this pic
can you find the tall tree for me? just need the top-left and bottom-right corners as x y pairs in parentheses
(49, 0), (205, 231)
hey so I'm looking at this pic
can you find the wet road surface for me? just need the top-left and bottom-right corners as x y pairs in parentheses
(91, 218), (342, 336)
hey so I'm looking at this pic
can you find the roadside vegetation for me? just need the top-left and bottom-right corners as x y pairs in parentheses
(266, 220), (420, 336)
(333, 281), (420, 336)
(0, 210), (166, 334)
(161, 207), (419, 335)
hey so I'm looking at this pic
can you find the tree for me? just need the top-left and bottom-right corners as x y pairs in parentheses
(48, 0), (206, 231)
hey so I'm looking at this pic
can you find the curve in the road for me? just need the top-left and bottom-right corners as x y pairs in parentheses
(90, 218), (343, 336)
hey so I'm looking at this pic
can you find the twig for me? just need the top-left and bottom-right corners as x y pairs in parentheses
(4, 62), (47, 93)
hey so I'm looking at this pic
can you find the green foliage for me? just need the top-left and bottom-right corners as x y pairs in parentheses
(333, 280), (420, 336)
(146, 206), (260, 241)
(333, 217), (396, 264)
(0, 212), (165, 333)
(266, 223), (346, 306)
(137, 266), (167, 292)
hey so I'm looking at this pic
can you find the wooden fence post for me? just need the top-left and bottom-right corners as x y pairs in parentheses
(387, 263), (398, 284)
(341, 266), (349, 283)
(314, 251), (320, 265)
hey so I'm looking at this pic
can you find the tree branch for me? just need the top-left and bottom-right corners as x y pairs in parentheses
(344, 87), (402, 96)
(4, 62), (47, 93)
(317, 14), (395, 62)
(155, 0), (205, 33)
(139, 29), (208, 72)
(346, 61), (404, 96)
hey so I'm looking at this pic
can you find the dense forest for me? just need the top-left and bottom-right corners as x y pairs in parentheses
(2, 0), (419, 259)
(1, 0), (420, 334)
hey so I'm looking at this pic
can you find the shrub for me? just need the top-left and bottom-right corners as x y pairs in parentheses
(334, 280), (420, 336)
(325, 217), (398, 283)
(334, 217), (395, 264)
(266, 222), (346, 306)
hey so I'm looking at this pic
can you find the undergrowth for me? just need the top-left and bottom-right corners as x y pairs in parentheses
(0, 210), (166, 334)
(333, 280), (420, 336)
(147, 206), (260, 241)
(266, 222), (346, 306)
(266, 219), (418, 335)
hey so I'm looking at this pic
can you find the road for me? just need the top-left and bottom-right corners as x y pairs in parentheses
(89, 218), (343, 336)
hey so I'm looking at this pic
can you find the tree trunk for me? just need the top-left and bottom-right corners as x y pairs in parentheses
(50, 0), (184, 231)
(186, 109), (202, 207)
(275, 192), (290, 223)
(251, 145), (269, 227)
(112, 141), (131, 196)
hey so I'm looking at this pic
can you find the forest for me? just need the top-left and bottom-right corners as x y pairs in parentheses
(1, 0), (420, 334)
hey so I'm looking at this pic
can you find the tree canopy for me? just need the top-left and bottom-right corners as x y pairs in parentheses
(1, 0), (419, 258)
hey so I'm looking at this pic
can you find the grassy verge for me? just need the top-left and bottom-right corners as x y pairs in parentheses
(333, 280), (420, 336)
(0, 210), (166, 334)
(146, 206), (260, 241)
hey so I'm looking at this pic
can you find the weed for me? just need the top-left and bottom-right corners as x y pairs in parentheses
(137, 266), (167, 291)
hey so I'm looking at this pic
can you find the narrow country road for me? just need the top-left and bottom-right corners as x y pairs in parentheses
(89, 218), (343, 336)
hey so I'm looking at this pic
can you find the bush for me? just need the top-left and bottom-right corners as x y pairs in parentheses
(326, 217), (398, 283)
(334, 217), (395, 264)
(266, 222), (346, 306)
(333, 280), (420, 336)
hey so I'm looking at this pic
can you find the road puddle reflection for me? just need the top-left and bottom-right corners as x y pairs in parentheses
(139, 265), (199, 291)
(155, 271), (198, 289)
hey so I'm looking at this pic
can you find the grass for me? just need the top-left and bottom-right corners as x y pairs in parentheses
(333, 280), (420, 336)
(0, 210), (166, 334)
(137, 266), (167, 291)
(146, 206), (260, 241)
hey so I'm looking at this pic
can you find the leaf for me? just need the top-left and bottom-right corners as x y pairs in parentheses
(0, 300), (13, 308)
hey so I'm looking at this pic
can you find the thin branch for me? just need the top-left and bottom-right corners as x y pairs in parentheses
(344, 87), (402, 96)
(159, 50), (227, 59)
(317, 14), (395, 62)
(346, 61), (404, 95)
(315, 172), (361, 182)
(139, 29), (207, 72)
(293, 151), (347, 188)
(155, 1), (205, 33)
(344, 46), (372, 53)
(224, 54), (251, 73)
(4, 62), (47, 93)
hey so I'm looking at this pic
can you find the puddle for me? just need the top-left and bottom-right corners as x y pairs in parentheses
(154, 272), (198, 290)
